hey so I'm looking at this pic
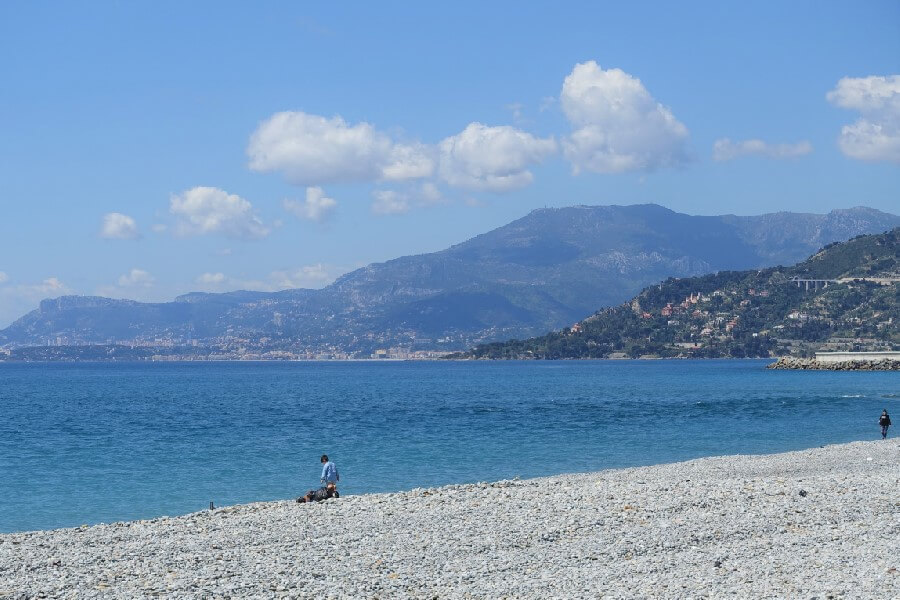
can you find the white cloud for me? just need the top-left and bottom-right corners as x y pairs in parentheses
(419, 182), (443, 205)
(151, 224), (168, 234)
(269, 264), (332, 289)
(93, 270), (156, 300)
(437, 123), (557, 192)
(560, 61), (690, 174)
(283, 187), (337, 222)
(383, 143), (435, 180)
(100, 212), (140, 240)
(189, 266), (337, 294)
(247, 111), (434, 185)
(371, 190), (410, 215)
(196, 272), (226, 285)
(2, 277), (69, 300)
(712, 138), (813, 161)
(372, 181), (446, 215)
(30, 277), (67, 295)
(117, 268), (154, 288)
(505, 102), (524, 121)
(170, 187), (269, 240)
(827, 75), (900, 112)
(827, 75), (900, 164)
(0, 277), (73, 327)
(0, 272), (7, 284)
(371, 182), (446, 216)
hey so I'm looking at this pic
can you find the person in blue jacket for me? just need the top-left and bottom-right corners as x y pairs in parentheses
(320, 454), (339, 485)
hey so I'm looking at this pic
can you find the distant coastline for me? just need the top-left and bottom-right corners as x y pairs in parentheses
(1, 352), (773, 363)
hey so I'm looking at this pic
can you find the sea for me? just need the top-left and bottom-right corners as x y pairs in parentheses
(1, 359), (896, 533)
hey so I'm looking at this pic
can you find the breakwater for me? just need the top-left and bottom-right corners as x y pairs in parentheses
(768, 357), (900, 370)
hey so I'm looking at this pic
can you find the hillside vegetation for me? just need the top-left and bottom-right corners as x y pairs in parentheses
(454, 229), (899, 359)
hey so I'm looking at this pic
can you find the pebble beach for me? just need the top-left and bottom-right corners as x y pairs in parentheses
(2, 440), (898, 599)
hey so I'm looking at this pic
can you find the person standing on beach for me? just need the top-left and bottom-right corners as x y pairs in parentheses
(320, 454), (339, 486)
(879, 410), (891, 439)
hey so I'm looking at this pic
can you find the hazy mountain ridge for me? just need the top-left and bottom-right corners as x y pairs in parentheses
(456, 228), (900, 360)
(1, 204), (898, 357)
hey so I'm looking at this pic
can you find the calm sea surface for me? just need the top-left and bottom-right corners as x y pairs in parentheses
(0, 360), (896, 532)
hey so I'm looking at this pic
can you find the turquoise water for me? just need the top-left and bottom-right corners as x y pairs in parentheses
(0, 360), (896, 533)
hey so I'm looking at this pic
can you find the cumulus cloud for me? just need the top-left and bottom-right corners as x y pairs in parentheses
(0, 272), (7, 284)
(247, 111), (434, 185)
(195, 272), (226, 285)
(505, 102), (524, 121)
(283, 187), (337, 223)
(826, 75), (900, 164)
(269, 264), (332, 289)
(370, 183), (444, 215)
(189, 266), (336, 294)
(560, 61), (690, 174)
(437, 123), (557, 192)
(247, 64), (694, 197)
(712, 138), (813, 161)
(0, 277), (72, 326)
(3, 277), (69, 300)
(30, 278), (67, 295)
(371, 190), (410, 215)
(419, 182), (443, 205)
(117, 268), (154, 288)
(170, 187), (269, 240)
(100, 212), (140, 240)
(383, 142), (435, 180)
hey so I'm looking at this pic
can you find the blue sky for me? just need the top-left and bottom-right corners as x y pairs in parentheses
(0, 1), (898, 326)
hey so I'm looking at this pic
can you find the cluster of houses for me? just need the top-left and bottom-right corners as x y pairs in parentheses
(645, 290), (761, 338)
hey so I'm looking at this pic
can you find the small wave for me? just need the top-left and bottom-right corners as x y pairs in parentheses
(841, 394), (864, 398)
(882, 393), (900, 399)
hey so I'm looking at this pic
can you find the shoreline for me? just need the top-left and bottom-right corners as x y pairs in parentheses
(2, 440), (898, 597)
(0, 356), (774, 364)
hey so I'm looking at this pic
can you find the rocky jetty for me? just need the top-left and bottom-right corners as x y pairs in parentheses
(2, 441), (899, 598)
(767, 357), (900, 370)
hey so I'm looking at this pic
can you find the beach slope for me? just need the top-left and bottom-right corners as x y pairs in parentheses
(2, 441), (898, 598)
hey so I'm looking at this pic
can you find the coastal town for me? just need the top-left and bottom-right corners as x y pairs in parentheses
(0, 338), (452, 361)
(620, 275), (898, 356)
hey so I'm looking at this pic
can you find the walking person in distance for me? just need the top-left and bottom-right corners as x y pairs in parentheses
(879, 410), (891, 439)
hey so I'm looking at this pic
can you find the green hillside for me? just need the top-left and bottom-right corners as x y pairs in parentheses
(453, 228), (900, 359)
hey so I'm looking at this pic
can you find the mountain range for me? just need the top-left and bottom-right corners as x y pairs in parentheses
(1, 204), (898, 358)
